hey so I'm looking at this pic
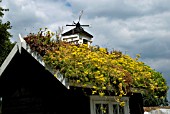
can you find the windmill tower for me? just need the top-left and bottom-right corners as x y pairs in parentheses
(61, 10), (93, 45)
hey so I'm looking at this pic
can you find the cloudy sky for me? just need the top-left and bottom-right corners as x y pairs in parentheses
(1, 0), (170, 100)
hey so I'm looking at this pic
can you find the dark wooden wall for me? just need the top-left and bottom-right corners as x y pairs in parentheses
(0, 48), (91, 114)
(2, 87), (43, 113)
(0, 99), (1, 114)
(0, 48), (64, 113)
(129, 93), (144, 114)
(1, 83), (90, 114)
(69, 87), (91, 114)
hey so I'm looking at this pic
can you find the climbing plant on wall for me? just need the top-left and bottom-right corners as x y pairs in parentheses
(24, 29), (168, 106)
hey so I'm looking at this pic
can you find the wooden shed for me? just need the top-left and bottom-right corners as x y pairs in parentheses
(0, 37), (144, 114)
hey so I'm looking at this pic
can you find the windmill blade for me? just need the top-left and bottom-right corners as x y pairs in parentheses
(66, 24), (76, 26)
(78, 10), (83, 22)
(81, 25), (89, 27)
(73, 21), (76, 24)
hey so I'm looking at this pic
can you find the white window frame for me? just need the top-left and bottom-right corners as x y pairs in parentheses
(90, 96), (130, 114)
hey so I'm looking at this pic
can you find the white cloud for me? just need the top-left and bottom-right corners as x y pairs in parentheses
(2, 1), (72, 42)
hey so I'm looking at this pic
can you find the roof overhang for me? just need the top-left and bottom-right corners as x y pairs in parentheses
(62, 27), (93, 38)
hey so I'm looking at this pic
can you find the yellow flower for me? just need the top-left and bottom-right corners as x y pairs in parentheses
(137, 77), (140, 80)
(99, 92), (105, 96)
(120, 101), (125, 107)
(92, 91), (97, 94)
(93, 86), (97, 89)
(120, 90), (124, 94)
(100, 77), (105, 81)
(77, 62), (82, 65)
(119, 83), (122, 89)
(102, 86), (106, 90)
(39, 39), (167, 104)
(77, 80), (80, 83)
(118, 78), (122, 81)
(84, 71), (88, 75)
(82, 84), (87, 87)
(154, 96), (158, 98)
(134, 89), (138, 92)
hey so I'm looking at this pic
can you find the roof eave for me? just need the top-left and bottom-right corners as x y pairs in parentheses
(62, 27), (93, 38)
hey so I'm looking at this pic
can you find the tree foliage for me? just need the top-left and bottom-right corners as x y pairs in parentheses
(24, 29), (168, 106)
(0, 0), (14, 66)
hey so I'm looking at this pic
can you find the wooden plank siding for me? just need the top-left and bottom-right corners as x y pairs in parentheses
(0, 48), (75, 114)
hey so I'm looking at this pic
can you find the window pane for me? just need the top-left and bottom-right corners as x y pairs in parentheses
(113, 104), (118, 114)
(119, 106), (124, 114)
(103, 104), (109, 114)
(95, 104), (109, 114)
(83, 39), (88, 44)
(96, 104), (102, 114)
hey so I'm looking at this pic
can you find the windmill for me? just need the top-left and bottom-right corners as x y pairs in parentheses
(66, 10), (89, 28)
(62, 10), (93, 45)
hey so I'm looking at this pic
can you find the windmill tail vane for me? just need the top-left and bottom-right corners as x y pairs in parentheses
(78, 10), (83, 22)
(66, 10), (90, 27)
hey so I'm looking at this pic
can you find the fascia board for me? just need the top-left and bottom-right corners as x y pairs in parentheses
(0, 34), (26, 76)
(0, 44), (18, 76)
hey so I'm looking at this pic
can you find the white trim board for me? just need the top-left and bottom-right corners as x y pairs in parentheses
(0, 44), (18, 76)
(0, 34), (26, 76)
